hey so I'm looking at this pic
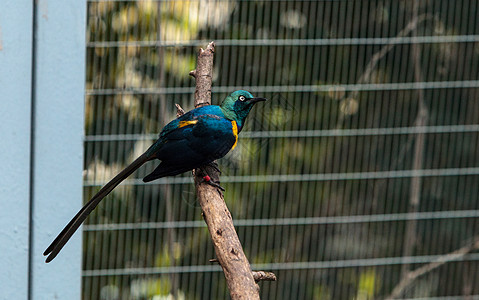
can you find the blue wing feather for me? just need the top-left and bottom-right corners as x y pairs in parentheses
(143, 105), (236, 181)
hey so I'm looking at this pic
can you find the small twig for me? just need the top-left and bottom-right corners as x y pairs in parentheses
(386, 236), (479, 299)
(209, 260), (277, 282)
(319, 14), (434, 186)
(175, 103), (185, 117)
(335, 13), (433, 129)
(350, 14), (432, 99)
(252, 271), (277, 283)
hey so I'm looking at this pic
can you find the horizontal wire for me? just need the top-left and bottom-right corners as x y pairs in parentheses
(398, 296), (479, 300)
(85, 80), (479, 95)
(83, 167), (479, 186)
(86, 35), (479, 48)
(244, 125), (479, 138)
(83, 209), (479, 232)
(83, 125), (479, 142)
(83, 1), (479, 297)
(82, 253), (479, 276)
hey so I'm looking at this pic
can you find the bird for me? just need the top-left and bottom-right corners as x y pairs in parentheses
(43, 90), (266, 263)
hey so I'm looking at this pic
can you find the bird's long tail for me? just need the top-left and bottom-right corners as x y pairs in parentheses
(43, 152), (153, 263)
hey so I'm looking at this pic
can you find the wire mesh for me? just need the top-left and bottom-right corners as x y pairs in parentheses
(83, 0), (479, 299)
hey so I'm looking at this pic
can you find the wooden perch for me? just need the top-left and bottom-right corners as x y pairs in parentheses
(190, 42), (214, 109)
(252, 271), (277, 283)
(208, 258), (277, 283)
(183, 41), (263, 299)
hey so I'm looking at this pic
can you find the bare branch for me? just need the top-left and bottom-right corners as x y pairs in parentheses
(352, 13), (432, 97)
(175, 103), (185, 117)
(335, 13), (433, 129)
(386, 237), (479, 299)
(192, 41), (215, 108)
(321, 14), (434, 183)
(190, 41), (261, 299)
(210, 259), (276, 282)
(252, 271), (277, 283)
(400, 1), (429, 278)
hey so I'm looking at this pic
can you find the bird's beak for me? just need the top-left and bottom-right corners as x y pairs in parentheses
(247, 97), (267, 104)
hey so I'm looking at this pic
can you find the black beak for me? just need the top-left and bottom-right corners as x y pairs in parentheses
(247, 97), (267, 104)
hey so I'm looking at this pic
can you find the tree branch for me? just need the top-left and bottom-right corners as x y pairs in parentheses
(208, 257), (277, 283)
(188, 41), (261, 299)
(334, 13), (433, 130)
(191, 42), (214, 109)
(400, 1), (429, 278)
(252, 271), (277, 283)
(320, 14), (433, 182)
(386, 236), (479, 299)
(175, 103), (185, 117)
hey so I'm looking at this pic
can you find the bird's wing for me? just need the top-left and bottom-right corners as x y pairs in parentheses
(154, 113), (236, 159)
(143, 113), (237, 181)
(156, 105), (225, 139)
(156, 108), (205, 139)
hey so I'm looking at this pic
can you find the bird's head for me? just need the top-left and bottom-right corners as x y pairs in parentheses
(220, 90), (266, 131)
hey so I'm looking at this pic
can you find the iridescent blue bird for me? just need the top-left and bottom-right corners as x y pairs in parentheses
(44, 90), (266, 262)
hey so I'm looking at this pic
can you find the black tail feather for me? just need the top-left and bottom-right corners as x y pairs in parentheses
(44, 153), (152, 262)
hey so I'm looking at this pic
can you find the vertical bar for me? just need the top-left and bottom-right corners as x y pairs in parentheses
(0, 1), (33, 299)
(29, 0), (86, 299)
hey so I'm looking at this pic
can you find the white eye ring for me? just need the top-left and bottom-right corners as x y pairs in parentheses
(239, 95), (246, 101)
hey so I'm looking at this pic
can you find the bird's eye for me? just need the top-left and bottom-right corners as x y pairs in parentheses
(239, 95), (246, 101)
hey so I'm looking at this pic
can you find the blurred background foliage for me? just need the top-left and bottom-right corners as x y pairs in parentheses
(83, 0), (479, 299)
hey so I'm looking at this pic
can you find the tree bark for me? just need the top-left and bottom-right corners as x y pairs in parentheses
(188, 41), (261, 300)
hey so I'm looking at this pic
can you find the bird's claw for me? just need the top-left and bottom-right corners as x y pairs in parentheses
(202, 175), (225, 191)
(206, 162), (222, 174)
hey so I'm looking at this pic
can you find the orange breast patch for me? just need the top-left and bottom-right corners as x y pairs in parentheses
(231, 121), (238, 150)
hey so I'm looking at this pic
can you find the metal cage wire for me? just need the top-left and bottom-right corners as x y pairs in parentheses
(83, 1), (479, 299)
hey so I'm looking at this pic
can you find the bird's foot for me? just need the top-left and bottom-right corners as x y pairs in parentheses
(206, 161), (222, 175)
(202, 175), (225, 191)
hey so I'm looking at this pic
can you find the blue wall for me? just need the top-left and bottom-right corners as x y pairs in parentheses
(0, 0), (85, 299)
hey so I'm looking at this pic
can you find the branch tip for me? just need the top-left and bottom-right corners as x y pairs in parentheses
(175, 103), (185, 117)
(252, 271), (277, 282)
(207, 41), (215, 53)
